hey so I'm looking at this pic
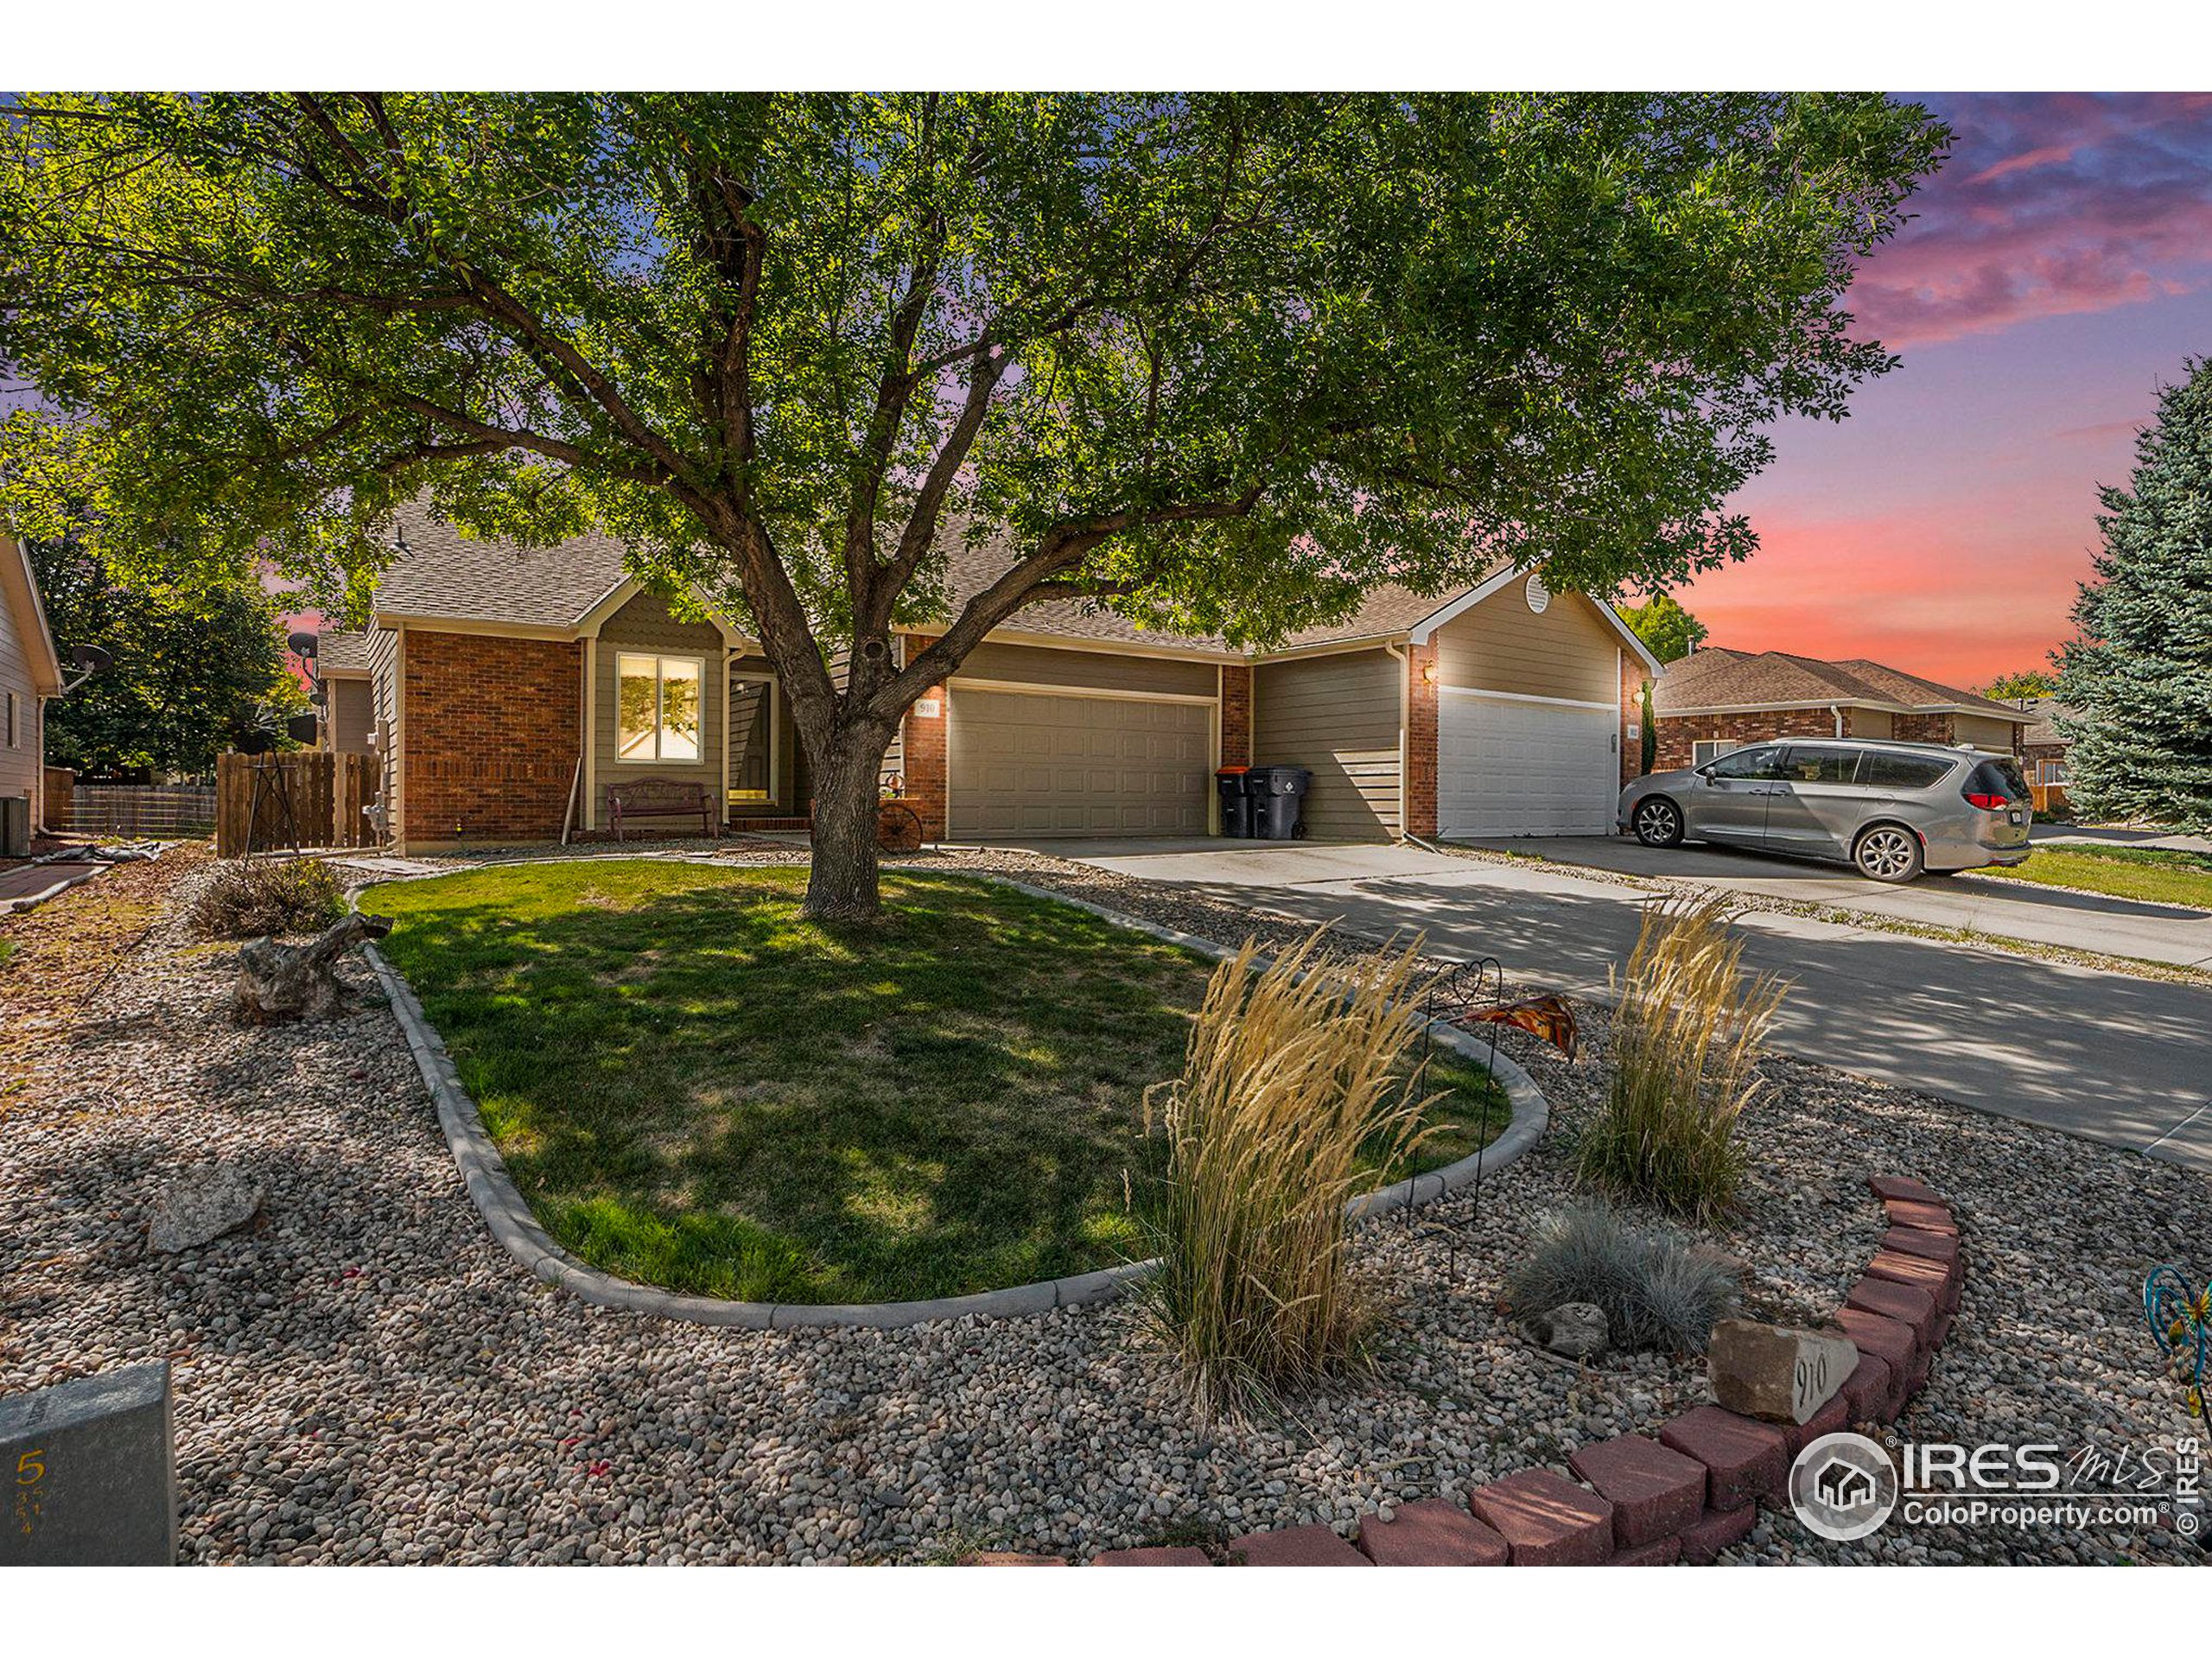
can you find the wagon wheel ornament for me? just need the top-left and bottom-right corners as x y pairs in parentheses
(874, 775), (925, 855)
(2143, 1265), (2212, 1440)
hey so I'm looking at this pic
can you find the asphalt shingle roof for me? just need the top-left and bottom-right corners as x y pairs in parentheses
(313, 630), (374, 673)
(1654, 647), (2031, 722)
(369, 503), (629, 630)
(2017, 695), (2075, 747)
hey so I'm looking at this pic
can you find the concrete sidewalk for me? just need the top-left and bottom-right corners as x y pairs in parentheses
(1010, 837), (2212, 1173)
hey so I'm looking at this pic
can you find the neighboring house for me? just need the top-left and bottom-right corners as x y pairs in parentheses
(310, 630), (378, 755)
(1650, 648), (2033, 770)
(337, 508), (1657, 852)
(0, 529), (66, 848)
(2016, 696), (2075, 787)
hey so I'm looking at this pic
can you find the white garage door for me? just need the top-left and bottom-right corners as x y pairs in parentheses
(1437, 691), (1617, 837)
(949, 688), (1212, 839)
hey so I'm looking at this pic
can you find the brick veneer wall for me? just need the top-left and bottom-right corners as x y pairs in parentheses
(897, 633), (948, 840)
(1406, 644), (1439, 839)
(1651, 708), (1839, 772)
(1219, 664), (1252, 769)
(1891, 712), (1951, 744)
(403, 629), (582, 846)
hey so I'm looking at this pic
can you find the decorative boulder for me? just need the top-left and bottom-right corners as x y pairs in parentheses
(1526, 1302), (1609, 1359)
(147, 1164), (263, 1253)
(1707, 1318), (1859, 1424)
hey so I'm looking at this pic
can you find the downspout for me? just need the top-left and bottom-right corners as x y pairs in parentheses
(1830, 702), (1846, 739)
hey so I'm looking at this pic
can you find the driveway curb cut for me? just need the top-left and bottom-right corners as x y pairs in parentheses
(354, 859), (1548, 1330)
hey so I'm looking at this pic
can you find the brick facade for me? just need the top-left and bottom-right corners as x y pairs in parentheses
(1891, 712), (1951, 744)
(403, 629), (582, 846)
(1219, 664), (1252, 768)
(1406, 643), (1439, 839)
(896, 634), (948, 840)
(1653, 708), (1847, 772)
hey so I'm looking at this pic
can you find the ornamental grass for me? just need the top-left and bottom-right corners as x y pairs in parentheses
(1140, 929), (1441, 1424)
(1575, 892), (1786, 1224)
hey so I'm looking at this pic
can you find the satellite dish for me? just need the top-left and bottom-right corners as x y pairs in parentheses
(287, 631), (321, 658)
(308, 690), (327, 708)
(70, 644), (112, 673)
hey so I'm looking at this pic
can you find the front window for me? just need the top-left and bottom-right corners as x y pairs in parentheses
(617, 653), (702, 764)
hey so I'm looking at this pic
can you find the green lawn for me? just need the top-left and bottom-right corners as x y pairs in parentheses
(1981, 844), (2212, 911)
(360, 862), (1507, 1305)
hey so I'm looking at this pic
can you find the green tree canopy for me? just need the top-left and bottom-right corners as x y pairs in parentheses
(1618, 592), (1710, 663)
(2056, 357), (2212, 830)
(0, 92), (1944, 913)
(1976, 669), (2056, 701)
(27, 530), (305, 778)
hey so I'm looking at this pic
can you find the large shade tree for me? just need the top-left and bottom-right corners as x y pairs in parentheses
(0, 92), (1943, 916)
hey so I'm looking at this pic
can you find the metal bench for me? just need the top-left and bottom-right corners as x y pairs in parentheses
(603, 779), (715, 841)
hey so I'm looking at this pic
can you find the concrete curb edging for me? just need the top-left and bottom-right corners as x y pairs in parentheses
(1064, 1176), (1969, 1567)
(352, 858), (1548, 1331)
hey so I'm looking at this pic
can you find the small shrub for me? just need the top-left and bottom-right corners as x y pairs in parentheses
(1576, 893), (1784, 1222)
(192, 857), (345, 939)
(1504, 1204), (1740, 1354)
(1140, 929), (1442, 1424)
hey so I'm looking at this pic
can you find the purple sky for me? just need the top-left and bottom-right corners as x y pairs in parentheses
(1675, 92), (2212, 689)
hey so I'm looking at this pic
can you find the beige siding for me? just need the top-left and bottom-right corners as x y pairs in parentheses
(592, 590), (724, 826)
(957, 640), (1217, 698)
(1955, 714), (2018, 752)
(0, 585), (37, 815)
(369, 627), (400, 841)
(328, 676), (374, 753)
(1848, 709), (1896, 740)
(724, 652), (808, 817)
(1434, 585), (1619, 703)
(1253, 649), (1402, 841)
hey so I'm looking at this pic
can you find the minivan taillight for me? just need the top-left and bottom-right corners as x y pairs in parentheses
(1963, 791), (2007, 811)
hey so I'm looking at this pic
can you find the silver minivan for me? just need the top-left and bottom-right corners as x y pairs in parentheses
(1617, 739), (2033, 883)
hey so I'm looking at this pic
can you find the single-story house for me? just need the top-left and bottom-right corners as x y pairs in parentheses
(334, 509), (1658, 852)
(308, 629), (377, 756)
(1650, 648), (2033, 770)
(0, 528), (65, 849)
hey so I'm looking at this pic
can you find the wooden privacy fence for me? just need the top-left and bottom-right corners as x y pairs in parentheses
(214, 752), (380, 857)
(69, 782), (217, 839)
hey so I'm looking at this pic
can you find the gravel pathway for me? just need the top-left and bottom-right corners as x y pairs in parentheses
(1, 842), (2202, 1565)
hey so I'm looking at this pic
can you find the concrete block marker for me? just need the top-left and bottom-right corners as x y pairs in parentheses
(1657, 1406), (1789, 1512)
(1567, 1435), (1707, 1548)
(1230, 1524), (1372, 1566)
(1704, 1319), (1858, 1423)
(1356, 1499), (1510, 1566)
(1, 1363), (175, 1566)
(1467, 1470), (1614, 1565)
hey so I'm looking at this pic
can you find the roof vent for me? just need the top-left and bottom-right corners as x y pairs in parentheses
(1524, 571), (1551, 614)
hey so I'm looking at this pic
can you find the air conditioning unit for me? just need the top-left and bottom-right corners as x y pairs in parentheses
(0, 794), (29, 858)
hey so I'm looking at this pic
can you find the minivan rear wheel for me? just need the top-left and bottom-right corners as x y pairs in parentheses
(1632, 797), (1684, 848)
(1853, 823), (1924, 884)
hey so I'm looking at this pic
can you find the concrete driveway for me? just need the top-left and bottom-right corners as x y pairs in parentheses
(1455, 835), (2212, 969)
(1001, 837), (2212, 1173)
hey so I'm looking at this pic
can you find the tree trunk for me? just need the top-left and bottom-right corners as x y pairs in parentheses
(803, 724), (895, 922)
(232, 911), (392, 1024)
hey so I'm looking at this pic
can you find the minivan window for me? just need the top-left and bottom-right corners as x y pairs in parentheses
(1862, 750), (1956, 790)
(1707, 746), (1783, 781)
(1777, 746), (1863, 785)
(1967, 757), (2029, 800)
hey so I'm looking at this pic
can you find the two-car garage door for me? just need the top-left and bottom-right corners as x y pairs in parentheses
(1437, 691), (1617, 837)
(948, 688), (1211, 839)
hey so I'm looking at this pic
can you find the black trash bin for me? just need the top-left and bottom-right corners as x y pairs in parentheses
(1214, 766), (1254, 838)
(1248, 764), (1313, 840)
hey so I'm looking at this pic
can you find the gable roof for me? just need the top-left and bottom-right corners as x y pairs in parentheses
(1654, 646), (2033, 723)
(2017, 695), (2075, 747)
(937, 537), (1235, 657)
(0, 529), (65, 696)
(370, 503), (629, 632)
(314, 630), (375, 674)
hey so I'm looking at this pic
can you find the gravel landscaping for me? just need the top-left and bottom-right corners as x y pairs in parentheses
(2, 840), (2203, 1565)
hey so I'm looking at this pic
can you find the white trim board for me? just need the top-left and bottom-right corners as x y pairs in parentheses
(1437, 684), (1618, 711)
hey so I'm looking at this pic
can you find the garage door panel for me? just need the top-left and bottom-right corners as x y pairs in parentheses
(1437, 693), (1616, 838)
(950, 687), (1212, 839)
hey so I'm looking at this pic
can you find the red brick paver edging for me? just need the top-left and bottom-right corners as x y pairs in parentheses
(1046, 1174), (1968, 1567)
